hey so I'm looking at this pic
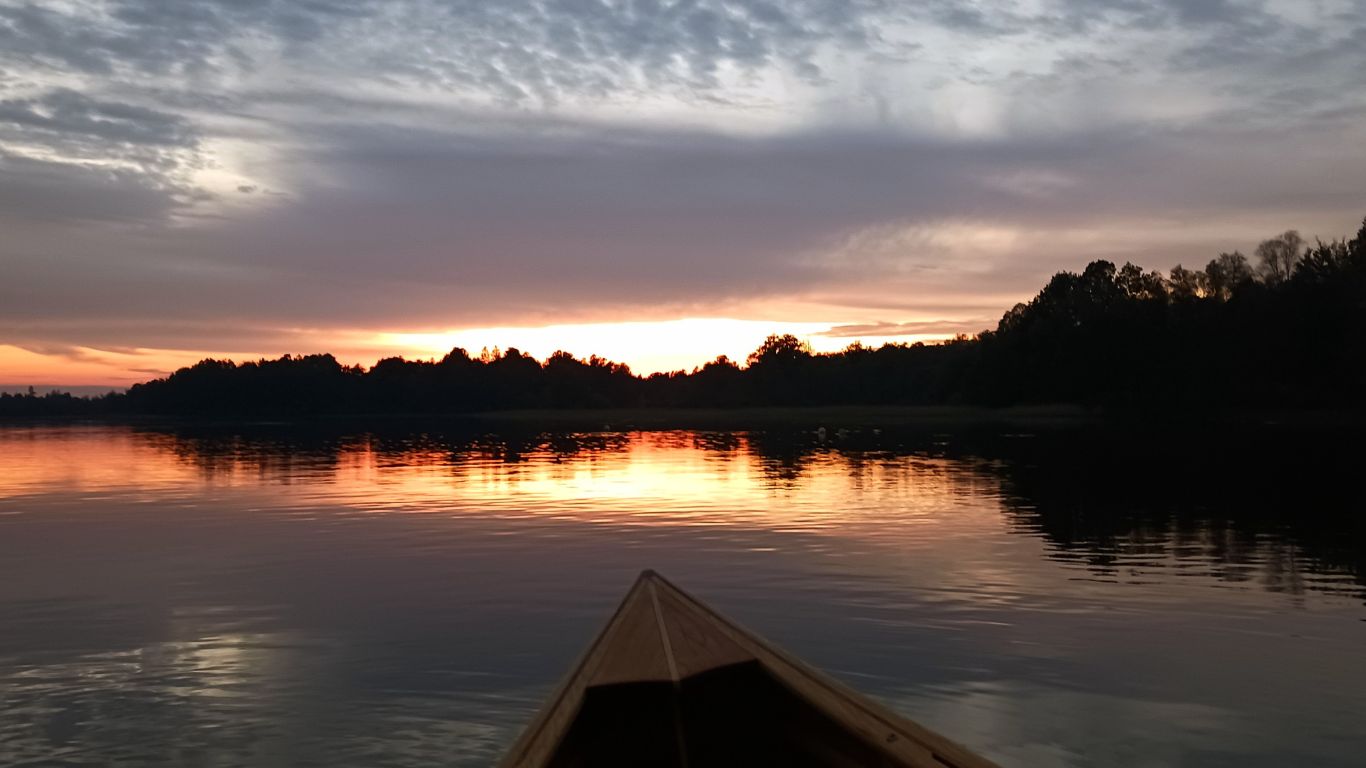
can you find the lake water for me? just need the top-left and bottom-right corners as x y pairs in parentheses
(0, 422), (1362, 767)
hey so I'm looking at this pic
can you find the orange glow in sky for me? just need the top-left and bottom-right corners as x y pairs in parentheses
(380, 318), (950, 374)
(1, 318), (957, 389)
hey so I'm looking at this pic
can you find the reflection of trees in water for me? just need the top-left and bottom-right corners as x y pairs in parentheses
(140, 428), (362, 481)
(1027, 515), (1313, 598)
(135, 423), (1364, 600)
(688, 431), (743, 456)
(993, 429), (1365, 601)
(139, 424), (638, 480)
(745, 432), (827, 488)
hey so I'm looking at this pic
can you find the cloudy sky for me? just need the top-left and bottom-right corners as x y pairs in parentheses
(2, 0), (1364, 383)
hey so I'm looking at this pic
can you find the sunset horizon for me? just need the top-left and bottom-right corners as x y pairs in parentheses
(1, 315), (972, 388)
(5, 0), (1363, 393)
(7, 213), (1363, 388)
(4, 1), (1366, 765)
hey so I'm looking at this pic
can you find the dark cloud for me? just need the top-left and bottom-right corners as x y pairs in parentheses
(175, 120), (1133, 309)
(3, 318), (344, 358)
(0, 88), (196, 147)
(0, 88), (203, 222)
(0, 149), (192, 223)
(4, 111), (1361, 355)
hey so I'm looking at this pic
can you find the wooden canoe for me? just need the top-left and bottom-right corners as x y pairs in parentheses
(499, 570), (999, 768)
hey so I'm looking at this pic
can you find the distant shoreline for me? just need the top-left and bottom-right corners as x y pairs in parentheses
(0, 385), (128, 397)
(4, 404), (1364, 432)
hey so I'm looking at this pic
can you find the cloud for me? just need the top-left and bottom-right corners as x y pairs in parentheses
(4, 106), (1365, 358)
(0, 0), (887, 103)
(0, 88), (196, 147)
(0, 149), (194, 223)
(0, 1), (373, 78)
(0, 0), (1364, 377)
(818, 320), (988, 338)
(0, 87), (204, 221)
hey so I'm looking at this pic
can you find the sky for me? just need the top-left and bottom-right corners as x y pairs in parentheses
(1, 0), (1364, 385)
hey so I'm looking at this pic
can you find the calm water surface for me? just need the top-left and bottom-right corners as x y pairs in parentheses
(0, 423), (1363, 766)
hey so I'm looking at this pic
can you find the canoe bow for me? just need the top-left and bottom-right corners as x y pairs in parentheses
(499, 570), (999, 768)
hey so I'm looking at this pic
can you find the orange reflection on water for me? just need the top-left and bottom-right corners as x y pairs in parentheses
(0, 426), (1007, 546)
(0, 426), (211, 499)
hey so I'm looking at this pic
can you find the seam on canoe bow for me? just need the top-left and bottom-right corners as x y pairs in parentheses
(648, 579), (692, 768)
(648, 580), (682, 683)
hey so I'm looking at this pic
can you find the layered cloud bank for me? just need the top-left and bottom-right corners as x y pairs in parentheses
(2, 0), (1364, 382)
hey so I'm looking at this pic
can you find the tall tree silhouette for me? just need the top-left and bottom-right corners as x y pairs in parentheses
(1255, 230), (1304, 284)
(1205, 251), (1254, 301)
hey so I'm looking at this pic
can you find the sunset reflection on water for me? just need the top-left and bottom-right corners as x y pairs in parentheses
(3, 427), (1000, 535)
(1, 424), (1363, 767)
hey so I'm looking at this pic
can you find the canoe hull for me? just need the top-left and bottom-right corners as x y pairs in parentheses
(500, 571), (999, 768)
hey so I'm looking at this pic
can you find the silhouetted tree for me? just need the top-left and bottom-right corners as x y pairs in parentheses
(1255, 230), (1304, 284)
(1168, 265), (1207, 301)
(745, 334), (812, 367)
(1117, 262), (1167, 301)
(745, 334), (814, 405)
(1205, 251), (1254, 301)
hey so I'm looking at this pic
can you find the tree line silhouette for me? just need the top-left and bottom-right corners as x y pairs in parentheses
(4, 215), (1364, 419)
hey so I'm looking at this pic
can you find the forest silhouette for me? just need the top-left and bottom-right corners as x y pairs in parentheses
(5, 216), (1364, 419)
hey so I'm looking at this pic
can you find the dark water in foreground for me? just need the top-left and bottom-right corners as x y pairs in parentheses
(0, 423), (1363, 767)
